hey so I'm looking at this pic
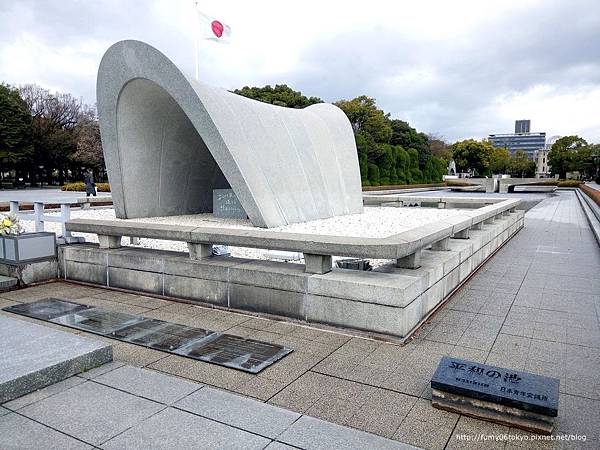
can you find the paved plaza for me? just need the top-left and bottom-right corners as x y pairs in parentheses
(0, 188), (87, 203)
(1, 190), (599, 449)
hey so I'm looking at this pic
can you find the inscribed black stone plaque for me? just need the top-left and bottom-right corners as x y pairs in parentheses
(431, 356), (559, 416)
(177, 334), (293, 374)
(2, 298), (92, 320)
(213, 189), (247, 220)
(112, 319), (215, 351)
(50, 309), (146, 335)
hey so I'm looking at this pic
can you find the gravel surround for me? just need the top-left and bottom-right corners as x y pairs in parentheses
(20, 206), (467, 266)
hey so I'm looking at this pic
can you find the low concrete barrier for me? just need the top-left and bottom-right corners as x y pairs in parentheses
(363, 195), (500, 208)
(66, 198), (521, 274)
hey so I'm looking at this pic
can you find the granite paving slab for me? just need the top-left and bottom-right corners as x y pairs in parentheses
(77, 361), (125, 380)
(277, 415), (418, 449)
(264, 443), (298, 450)
(18, 381), (164, 446)
(3, 376), (85, 411)
(0, 315), (112, 403)
(175, 386), (301, 438)
(0, 412), (93, 450)
(94, 365), (201, 404)
(101, 407), (270, 450)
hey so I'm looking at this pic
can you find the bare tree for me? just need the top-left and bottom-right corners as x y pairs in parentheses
(19, 84), (81, 133)
(427, 133), (452, 161)
(72, 105), (103, 169)
(18, 84), (84, 185)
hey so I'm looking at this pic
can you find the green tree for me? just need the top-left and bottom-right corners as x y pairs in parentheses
(508, 150), (536, 177)
(233, 84), (322, 108)
(451, 139), (492, 176)
(390, 120), (430, 168)
(0, 84), (33, 172)
(580, 144), (600, 180)
(488, 146), (510, 174)
(548, 135), (588, 179)
(334, 96), (392, 144)
(334, 96), (394, 185)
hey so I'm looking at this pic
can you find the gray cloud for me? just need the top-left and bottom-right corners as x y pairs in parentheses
(286, 0), (600, 140)
(1, 0), (599, 142)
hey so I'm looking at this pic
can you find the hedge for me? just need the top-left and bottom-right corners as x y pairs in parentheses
(362, 183), (445, 191)
(61, 182), (111, 192)
(526, 180), (582, 187)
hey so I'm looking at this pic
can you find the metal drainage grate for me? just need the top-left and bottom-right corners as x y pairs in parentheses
(5, 298), (93, 320)
(3, 298), (292, 374)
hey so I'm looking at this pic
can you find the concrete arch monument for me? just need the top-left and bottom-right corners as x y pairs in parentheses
(97, 40), (363, 228)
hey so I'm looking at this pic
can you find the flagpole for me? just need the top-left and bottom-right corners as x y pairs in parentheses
(194, 0), (199, 80)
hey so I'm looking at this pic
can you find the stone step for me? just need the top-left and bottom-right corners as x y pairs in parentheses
(0, 316), (112, 403)
(0, 275), (17, 291)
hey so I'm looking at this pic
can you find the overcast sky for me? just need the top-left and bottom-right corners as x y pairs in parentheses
(1, 0), (599, 142)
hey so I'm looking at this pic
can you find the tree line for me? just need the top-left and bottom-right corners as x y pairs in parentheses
(449, 137), (599, 180)
(0, 83), (103, 187)
(234, 85), (600, 183)
(2, 82), (598, 189)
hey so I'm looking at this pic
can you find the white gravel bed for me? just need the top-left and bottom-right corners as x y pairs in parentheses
(13, 206), (467, 267)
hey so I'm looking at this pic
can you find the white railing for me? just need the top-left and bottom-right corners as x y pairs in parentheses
(7, 197), (111, 244)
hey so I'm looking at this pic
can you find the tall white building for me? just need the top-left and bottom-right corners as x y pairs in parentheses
(535, 135), (561, 178)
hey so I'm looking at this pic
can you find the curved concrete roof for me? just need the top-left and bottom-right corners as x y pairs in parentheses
(97, 40), (363, 227)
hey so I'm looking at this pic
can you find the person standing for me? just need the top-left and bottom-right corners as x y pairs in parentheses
(84, 170), (97, 197)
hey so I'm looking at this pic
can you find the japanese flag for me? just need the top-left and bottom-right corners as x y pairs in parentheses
(195, 7), (231, 43)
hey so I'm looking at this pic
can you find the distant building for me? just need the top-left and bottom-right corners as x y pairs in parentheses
(534, 149), (550, 178)
(534, 136), (561, 178)
(488, 120), (546, 158)
(515, 120), (531, 133)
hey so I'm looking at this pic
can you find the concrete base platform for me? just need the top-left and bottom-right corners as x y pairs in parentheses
(0, 259), (58, 285)
(432, 388), (554, 435)
(59, 211), (523, 339)
(0, 316), (112, 403)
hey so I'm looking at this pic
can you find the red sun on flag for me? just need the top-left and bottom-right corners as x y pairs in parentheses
(211, 20), (224, 38)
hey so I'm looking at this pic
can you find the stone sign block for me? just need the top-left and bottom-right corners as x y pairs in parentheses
(0, 316), (112, 403)
(431, 356), (559, 434)
(213, 189), (247, 220)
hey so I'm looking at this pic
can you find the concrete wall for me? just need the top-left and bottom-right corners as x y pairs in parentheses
(60, 211), (523, 338)
(0, 259), (58, 285)
(97, 40), (363, 227)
